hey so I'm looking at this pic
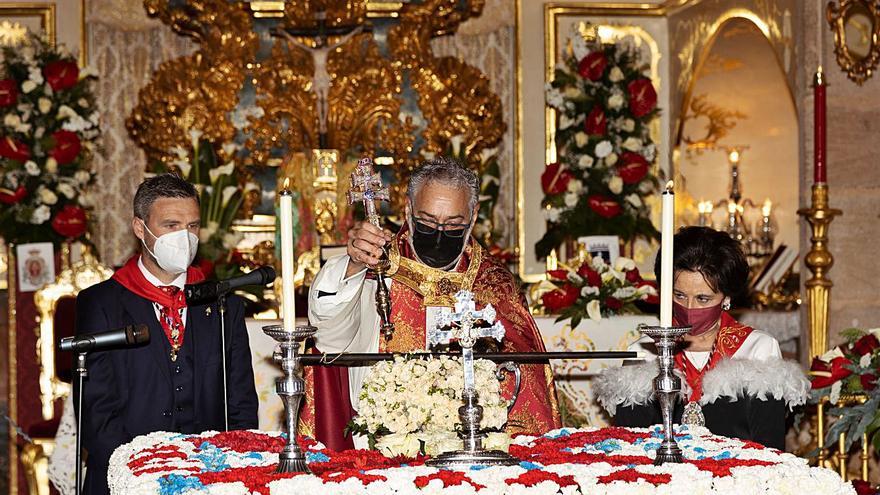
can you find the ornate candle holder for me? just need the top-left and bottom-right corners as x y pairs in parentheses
(263, 323), (316, 473)
(638, 324), (691, 465)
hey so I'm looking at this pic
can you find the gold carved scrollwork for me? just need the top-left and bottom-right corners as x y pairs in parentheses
(283, 1), (367, 29)
(128, 0), (259, 163)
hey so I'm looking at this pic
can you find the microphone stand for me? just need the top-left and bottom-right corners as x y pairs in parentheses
(74, 352), (87, 495)
(218, 293), (229, 431)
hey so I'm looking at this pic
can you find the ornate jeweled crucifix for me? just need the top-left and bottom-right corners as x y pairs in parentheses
(429, 290), (505, 392)
(426, 290), (518, 468)
(347, 157), (394, 339)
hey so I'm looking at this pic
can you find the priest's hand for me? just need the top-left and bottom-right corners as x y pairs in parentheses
(346, 221), (393, 277)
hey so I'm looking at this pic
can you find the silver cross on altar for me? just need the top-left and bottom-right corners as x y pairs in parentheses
(347, 157), (389, 228)
(428, 290), (506, 392)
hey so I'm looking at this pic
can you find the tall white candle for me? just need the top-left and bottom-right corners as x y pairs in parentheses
(279, 182), (296, 331)
(660, 180), (674, 328)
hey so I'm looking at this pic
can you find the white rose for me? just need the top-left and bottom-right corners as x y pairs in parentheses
(609, 66), (625, 82)
(34, 126), (44, 139)
(545, 86), (564, 109)
(45, 158), (58, 174)
(571, 33), (590, 60)
(564, 192), (578, 208)
(587, 299), (602, 321)
(642, 143), (657, 162)
(78, 191), (95, 208)
(860, 353), (872, 368)
(4, 113), (20, 128)
(28, 67), (43, 84)
(612, 286), (637, 299)
(608, 93), (625, 110)
(581, 286), (599, 297)
(605, 152), (618, 166)
(38, 187), (58, 205)
(591, 255), (607, 270)
(37, 98), (51, 114)
(57, 183), (76, 199)
(614, 257), (636, 272)
(566, 179), (583, 194)
(608, 175), (623, 194)
(24, 160), (39, 176)
(376, 432), (421, 458)
(75, 170), (91, 184)
(563, 86), (582, 99)
(622, 119), (636, 132)
(577, 154), (594, 169)
(626, 193), (642, 208)
(594, 140), (613, 158)
(574, 132), (588, 148)
(623, 137), (642, 151)
(31, 205), (50, 224)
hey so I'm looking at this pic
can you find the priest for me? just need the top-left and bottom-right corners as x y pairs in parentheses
(306, 157), (561, 450)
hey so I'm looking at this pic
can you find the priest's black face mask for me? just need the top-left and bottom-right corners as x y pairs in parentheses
(410, 217), (469, 268)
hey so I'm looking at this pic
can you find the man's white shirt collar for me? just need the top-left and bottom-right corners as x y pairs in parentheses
(138, 255), (186, 289)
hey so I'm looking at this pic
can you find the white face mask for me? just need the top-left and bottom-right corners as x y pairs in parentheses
(140, 220), (199, 275)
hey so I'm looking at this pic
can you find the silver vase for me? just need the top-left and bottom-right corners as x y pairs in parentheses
(637, 324), (690, 465)
(263, 323), (316, 473)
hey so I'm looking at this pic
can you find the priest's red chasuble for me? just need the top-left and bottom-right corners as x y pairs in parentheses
(301, 228), (561, 450)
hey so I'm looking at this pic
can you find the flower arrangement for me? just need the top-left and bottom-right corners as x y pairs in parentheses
(0, 37), (99, 244)
(537, 30), (660, 259)
(809, 327), (880, 452)
(348, 355), (511, 457)
(153, 129), (260, 280)
(538, 254), (657, 327)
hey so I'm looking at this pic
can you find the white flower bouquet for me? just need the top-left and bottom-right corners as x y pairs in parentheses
(349, 355), (511, 458)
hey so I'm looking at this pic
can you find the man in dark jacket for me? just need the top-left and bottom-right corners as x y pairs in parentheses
(76, 173), (258, 495)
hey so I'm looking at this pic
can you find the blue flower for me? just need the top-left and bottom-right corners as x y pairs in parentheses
(590, 439), (622, 453)
(693, 447), (707, 454)
(713, 451), (733, 460)
(306, 452), (330, 463)
(547, 429), (571, 439)
(469, 465), (490, 471)
(194, 444), (230, 472)
(519, 461), (543, 470)
(158, 474), (204, 495)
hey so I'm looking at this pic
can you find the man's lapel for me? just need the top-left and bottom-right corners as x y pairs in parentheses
(188, 299), (222, 414)
(119, 288), (172, 386)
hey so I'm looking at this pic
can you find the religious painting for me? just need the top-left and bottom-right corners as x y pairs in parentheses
(516, 1), (668, 282)
(16, 241), (54, 292)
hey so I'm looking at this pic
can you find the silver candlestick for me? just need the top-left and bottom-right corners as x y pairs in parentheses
(263, 323), (316, 473)
(638, 324), (691, 465)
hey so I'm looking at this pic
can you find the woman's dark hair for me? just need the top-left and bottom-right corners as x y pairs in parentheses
(653, 226), (750, 299)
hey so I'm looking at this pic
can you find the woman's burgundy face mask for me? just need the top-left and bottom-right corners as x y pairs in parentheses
(673, 301), (723, 336)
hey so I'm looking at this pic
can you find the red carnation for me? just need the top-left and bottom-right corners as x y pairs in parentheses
(0, 79), (18, 107)
(541, 162), (572, 195)
(542, 284), (579, 313)
(50, 205), (87, 238)
(587, 195), (621, 218)
(852, 334), (880, 356)
(627, 78), (658, 118)
(0, 136), (30, 162)
(0, 185), (26, 204)
(584, 106), (607, 136)
(577, 263), (602, 287)
(618, 152), (650, 184)
(810, 355), (854, 389)
(605, 297), (623, 310)
(49, 130), (82, 164)
(578, 51), (608, 81)
(44, 60), (79, 91)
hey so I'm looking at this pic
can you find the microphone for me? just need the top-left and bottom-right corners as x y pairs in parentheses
(184, 266), (277, 305)
(59, 324), (150, 353)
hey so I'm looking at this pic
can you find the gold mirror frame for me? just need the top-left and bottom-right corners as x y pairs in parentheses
(827, 0), (880, 85)
(34, 245), (113, 421)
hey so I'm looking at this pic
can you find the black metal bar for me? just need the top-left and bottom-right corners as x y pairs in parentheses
(299, 351), (639, 366)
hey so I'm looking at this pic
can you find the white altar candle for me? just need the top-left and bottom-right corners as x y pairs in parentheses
(279, 182), (296, 332)
(660, 181), (674, 328)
